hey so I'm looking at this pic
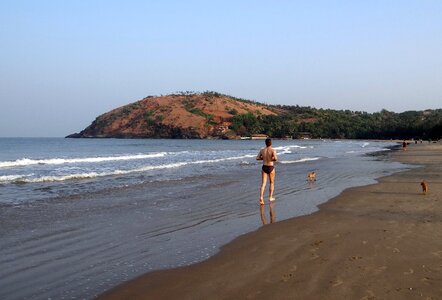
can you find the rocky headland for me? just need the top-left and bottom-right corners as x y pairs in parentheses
(66, 92), (277, 139)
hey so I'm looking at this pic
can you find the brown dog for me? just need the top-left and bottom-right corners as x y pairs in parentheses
(421, 180), (428, 194)
(307, 171), (316, 181)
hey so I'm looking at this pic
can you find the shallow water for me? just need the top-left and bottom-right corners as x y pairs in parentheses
(0, 139), (410, 299)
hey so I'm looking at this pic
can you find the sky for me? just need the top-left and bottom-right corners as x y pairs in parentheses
(1, 1), (441, 137)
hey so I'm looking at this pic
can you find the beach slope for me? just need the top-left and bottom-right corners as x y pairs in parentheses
(99, 143), (442, 300)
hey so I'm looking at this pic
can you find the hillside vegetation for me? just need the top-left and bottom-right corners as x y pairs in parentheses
(67, 91), (442, 140)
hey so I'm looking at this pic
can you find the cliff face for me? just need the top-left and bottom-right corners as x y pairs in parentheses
(67, 92), (278, 139)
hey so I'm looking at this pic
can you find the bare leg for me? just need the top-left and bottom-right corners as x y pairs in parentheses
(259, 171), (267, 205)
(269, 169), (275, 202)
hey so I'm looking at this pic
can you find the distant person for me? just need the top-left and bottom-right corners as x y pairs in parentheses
(402, 140), (407, 151)
(256, 138), (277, 205)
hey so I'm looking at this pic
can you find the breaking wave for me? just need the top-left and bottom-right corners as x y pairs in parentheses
(0, 153), (167, 168)
(1, 154), (256, 184)
(279, 157), (321, 164)
(273, 145), (310, 155)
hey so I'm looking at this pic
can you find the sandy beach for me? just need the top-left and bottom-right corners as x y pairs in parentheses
(99, 142), (442, 300)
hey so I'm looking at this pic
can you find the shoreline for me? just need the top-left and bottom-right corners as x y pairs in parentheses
(0, 139), (403, 299)
(99, 142), (442, 299)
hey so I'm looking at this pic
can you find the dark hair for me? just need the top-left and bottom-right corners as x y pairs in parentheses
(265, 138), (272, 147)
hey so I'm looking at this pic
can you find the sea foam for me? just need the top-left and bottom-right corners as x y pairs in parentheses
(0, 153), (167, 168)
(2, 154), (258, 183)
(279, 157), (321, 164)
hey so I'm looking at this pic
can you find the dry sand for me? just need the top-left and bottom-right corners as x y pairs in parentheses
(98, 143), (442, 300)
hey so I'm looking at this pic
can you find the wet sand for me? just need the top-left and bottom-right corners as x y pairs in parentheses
(99, 142), (442, 300)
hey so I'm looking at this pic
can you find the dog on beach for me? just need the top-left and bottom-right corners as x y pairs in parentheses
(307, 171), (316, 181)
(421, 180), (428, 194)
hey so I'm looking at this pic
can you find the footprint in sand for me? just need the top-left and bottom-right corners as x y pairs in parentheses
(349, 256), (363, 261)
(281, 273), (294, 282)
(309, 241), (323, 260)
(281, 265), (298, 282)
(373, 266), (387, 275)
(330, 278), (344, 287)
(311, 240), (324, 247)
(309, 252), (320, 260)
(404, 268), (414, 275)
(431, 250), (442, 257)
(421, 277), (431, 284)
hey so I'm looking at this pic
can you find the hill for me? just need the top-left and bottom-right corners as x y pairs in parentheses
(67, 92), (278, 139)
(67, 92), (442, 140)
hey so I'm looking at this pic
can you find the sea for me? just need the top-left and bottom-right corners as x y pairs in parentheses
(0, 138), (410, 299)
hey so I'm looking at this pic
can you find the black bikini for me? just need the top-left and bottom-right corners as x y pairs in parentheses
(262, 165), (274, 174)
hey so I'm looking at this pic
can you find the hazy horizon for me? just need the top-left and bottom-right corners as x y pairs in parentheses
(1, 1), (441, 137)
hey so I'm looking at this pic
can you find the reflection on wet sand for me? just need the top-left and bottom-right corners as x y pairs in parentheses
(308, 180), (316, 189)
(260, 203), (275, 225)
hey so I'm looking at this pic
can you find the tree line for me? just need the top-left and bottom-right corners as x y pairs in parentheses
(229, 107), (442, 140)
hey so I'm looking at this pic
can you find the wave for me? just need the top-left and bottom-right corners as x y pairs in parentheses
(0, 174), (33, 182)
(192, 154), (255, 164)
(3, 162), (188, 183)
(346, 147), (391, 154)
(279, 157), (321, 164)
(361, 142), (370, 148)
(2, 154), (257, 184)
(274, 145), (308, 155)
(274, 145), (308, 150)
(0, 153), (167, 168)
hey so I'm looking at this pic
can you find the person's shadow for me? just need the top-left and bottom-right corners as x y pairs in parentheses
(260, 202), (275, 225)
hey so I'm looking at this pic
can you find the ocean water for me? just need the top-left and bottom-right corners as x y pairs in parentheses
(0, 138), (409, 299)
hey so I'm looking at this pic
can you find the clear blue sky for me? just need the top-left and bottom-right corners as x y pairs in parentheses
(1, 0), (441, 137)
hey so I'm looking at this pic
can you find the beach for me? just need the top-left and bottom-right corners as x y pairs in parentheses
(1, 139), (409, 299)
(99, 142), (442, 300)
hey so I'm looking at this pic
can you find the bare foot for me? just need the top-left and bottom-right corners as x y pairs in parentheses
(269, 197), (276, 202)
(259, 198), (265, 205)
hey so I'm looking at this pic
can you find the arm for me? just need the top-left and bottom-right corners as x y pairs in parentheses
(256, 149), (263, 160)
(272, 149), (277, 161)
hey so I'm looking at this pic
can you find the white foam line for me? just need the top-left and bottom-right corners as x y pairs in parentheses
(0, 175), (29, 182)
(0, 153), (167, 168)
(273, 145), (309, 155)
(4, 162), (189, 183)
(4, 154), (257, 183)
(192, 154), (256, 164)
(274, 145), (308, 150)
(280, 157), (321, 164)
